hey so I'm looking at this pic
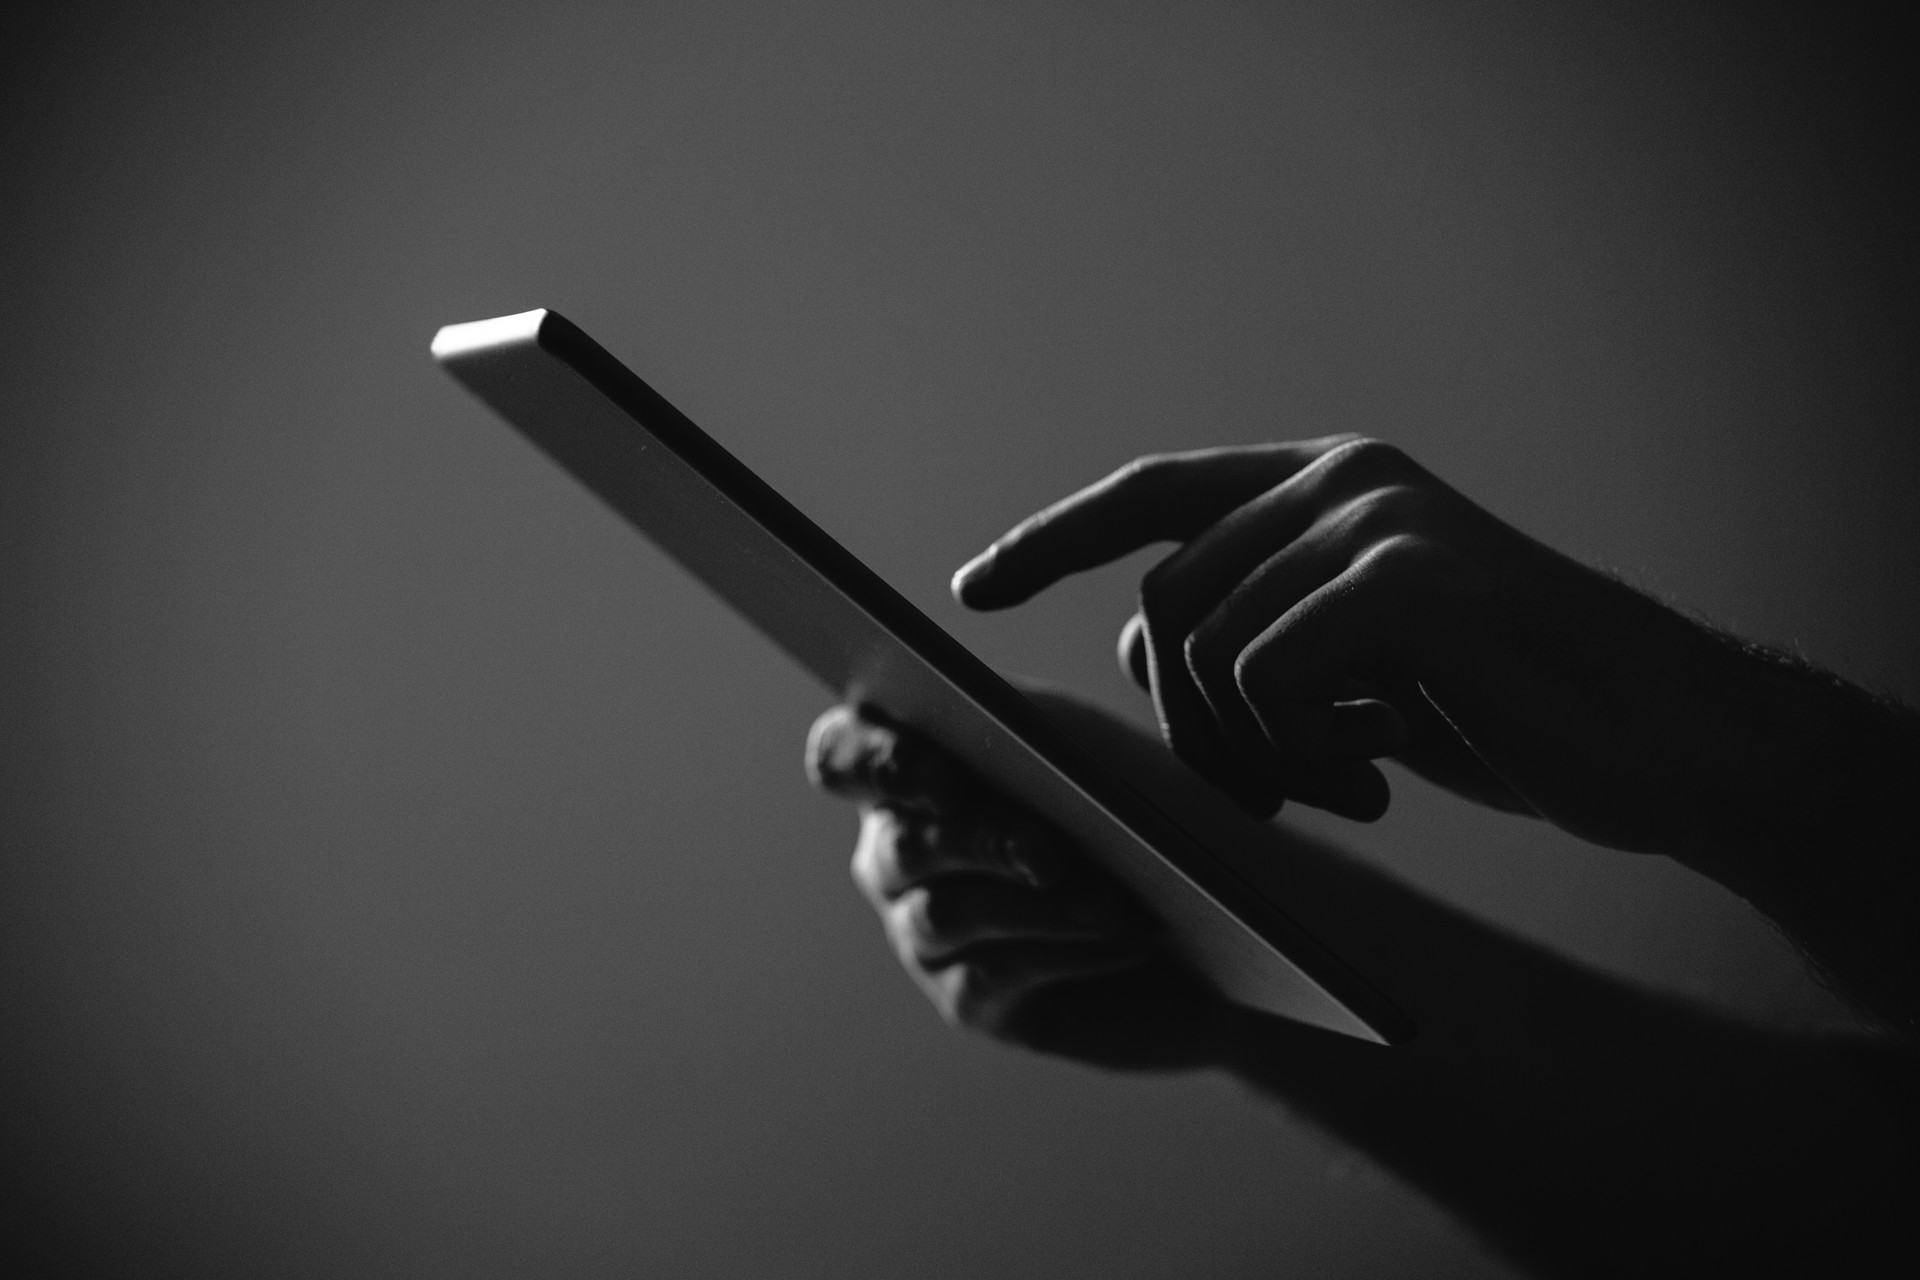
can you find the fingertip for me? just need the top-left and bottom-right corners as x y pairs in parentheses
(1345, 762), (1391, 821)
(948, 548), (998, 610)
(953, 536), (1062, 611)
(1232, 788), (1286, 822)
(1185, 750), (1285, 819)
(1214, 765), (1285, 819)
(1344, 777), (1391, 823)
(1117, 612), (1151, 691)
(1290, 761), (1391, 822)
(1304, 699), (1412, 764)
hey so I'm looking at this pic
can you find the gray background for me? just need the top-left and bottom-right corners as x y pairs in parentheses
(3, 1), (1914, 1276)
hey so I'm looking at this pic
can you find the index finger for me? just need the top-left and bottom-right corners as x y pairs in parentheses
(950, 437), (1356, 610)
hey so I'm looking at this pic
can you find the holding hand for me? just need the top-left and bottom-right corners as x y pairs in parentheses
(806, 705), (1228, 1068)
(798, 438), (1919, 1274)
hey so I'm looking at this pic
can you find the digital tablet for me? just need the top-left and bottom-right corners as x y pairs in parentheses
(432, 309), (1409, 1044)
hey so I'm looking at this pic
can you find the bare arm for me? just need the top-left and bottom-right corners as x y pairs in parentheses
(951, 438), (1920, 1033)
(807, 700), (1918, 1278)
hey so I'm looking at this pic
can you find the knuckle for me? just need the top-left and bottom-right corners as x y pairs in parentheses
(910, 886), (975, 948)
(850, 838), (880, 894)
(898, 885), (939, 941)
(852, 811), (907, 893)
(1114, 453), (1171, 493)
(931, 966), (976, 1027)
(1323, 437), (1415, 485)
(886, 890), (934, 960)
(1343, 483), (1427, 538)
(1360, 531), (1435, 578)
(1182, 616), (1231, 685)
(1232, 635), (1285, 701)
(899, 883), (972, 956)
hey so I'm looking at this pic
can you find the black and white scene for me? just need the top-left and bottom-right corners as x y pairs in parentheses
(3, 2), (1916, 1276)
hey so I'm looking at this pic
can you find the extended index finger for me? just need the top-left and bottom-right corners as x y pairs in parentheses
(950, 437), (1355, 610)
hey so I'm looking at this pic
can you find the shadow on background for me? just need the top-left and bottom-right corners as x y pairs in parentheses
(2, 2), (1914, 1276)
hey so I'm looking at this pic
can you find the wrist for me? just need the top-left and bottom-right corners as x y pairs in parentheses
(1690, 641), (1918, 858)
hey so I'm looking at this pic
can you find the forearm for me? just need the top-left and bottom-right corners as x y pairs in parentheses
(1472, 557), (1920, 1033)
(1200, 828), (1919, 1280)
(1673, 641), (1920, 1034)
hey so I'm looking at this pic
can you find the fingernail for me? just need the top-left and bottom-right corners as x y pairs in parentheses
(950, 547), (996, 605)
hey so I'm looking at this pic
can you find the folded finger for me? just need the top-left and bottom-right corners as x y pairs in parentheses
(1149, 438), (1423, 622)
(887, 875), (1136, 966)
(1183, 515), (1409, 766)
(1139, 605), (1286, 816)
(1119, 609), (1262, 814)
(1236, 540), (1432, 759)
(851, 807), (1070, 904)
(1286, 759), (1393, 822)
(1129, 462), (1384, 815)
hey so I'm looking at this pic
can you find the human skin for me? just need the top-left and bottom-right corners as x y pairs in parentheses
(805, 438), (1920, 1273)
(808, 699), (1917, 1277)
(945, 437), (1920, 1032)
